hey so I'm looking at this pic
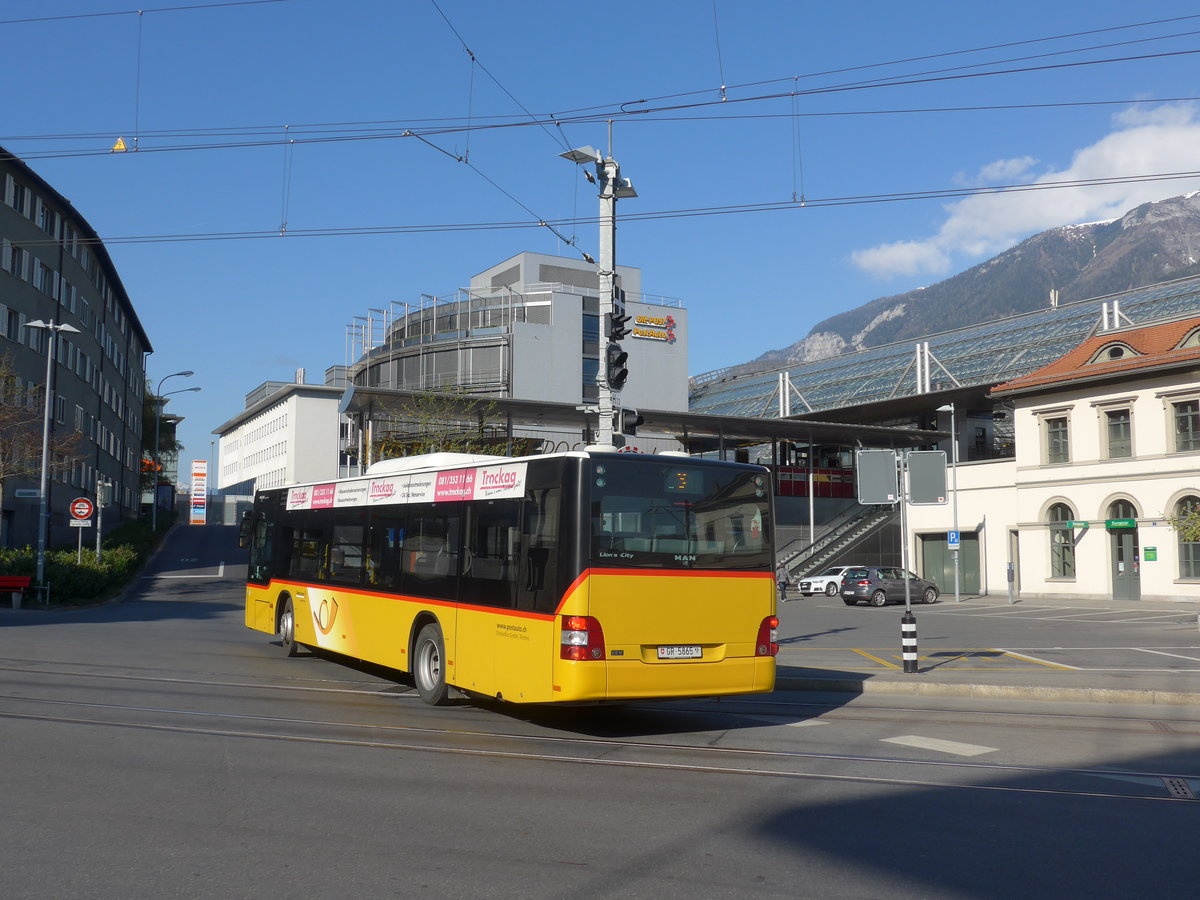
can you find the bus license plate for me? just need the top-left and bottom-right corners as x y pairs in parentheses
(658, 645), (702, 660)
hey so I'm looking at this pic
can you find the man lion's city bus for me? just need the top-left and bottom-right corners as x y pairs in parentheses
(241, 450), (778, 705)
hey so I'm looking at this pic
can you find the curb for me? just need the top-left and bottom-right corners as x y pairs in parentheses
(3, 522), (182, 613)
(776, 675), (1200, 706)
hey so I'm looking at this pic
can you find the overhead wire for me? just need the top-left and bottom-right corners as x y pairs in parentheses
(9, 166), (1199, 250)
(0, 0), (290, 27)
(712, 0), (728, 101)
(6, 37), (1200, 162)
(3, 7), (1198, 258)
(565, 12), (1200, 115)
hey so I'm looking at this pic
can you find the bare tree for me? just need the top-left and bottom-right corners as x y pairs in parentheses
(369, 388), (528, 461)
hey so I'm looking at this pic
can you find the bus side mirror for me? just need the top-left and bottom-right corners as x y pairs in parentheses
(238, 511), (253, 549)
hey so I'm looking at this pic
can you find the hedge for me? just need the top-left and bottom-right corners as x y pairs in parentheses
(0, 512), (176, 605)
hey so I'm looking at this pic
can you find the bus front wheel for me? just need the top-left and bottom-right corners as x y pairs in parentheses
(279, 596), (302, 657)
(413, 623), (449, 706)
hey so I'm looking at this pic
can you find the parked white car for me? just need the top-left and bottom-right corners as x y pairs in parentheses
(797, 565), (858, 597)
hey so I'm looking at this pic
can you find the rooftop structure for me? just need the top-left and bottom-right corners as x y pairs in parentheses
(689, 275), (1200, 420)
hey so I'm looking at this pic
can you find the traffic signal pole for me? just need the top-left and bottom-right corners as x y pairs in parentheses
(596, 152), (618, 447)
(563, 129), (637, 449)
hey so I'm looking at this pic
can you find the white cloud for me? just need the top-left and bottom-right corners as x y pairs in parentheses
(852, 104), (1200, 279)
(952, 156), (1038, 188)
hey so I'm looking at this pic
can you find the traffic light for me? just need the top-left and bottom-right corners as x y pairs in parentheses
(605, 342), (629, 391)
(620, 407), (643, 436)
(606, 310), (631, 341)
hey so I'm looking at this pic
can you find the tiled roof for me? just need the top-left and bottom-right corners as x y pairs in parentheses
(991, 315), (1200, 396)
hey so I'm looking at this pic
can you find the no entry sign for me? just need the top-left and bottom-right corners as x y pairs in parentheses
(70, 497), (94, 520)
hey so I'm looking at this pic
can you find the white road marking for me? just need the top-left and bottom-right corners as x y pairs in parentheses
(996, 649), (1081, 670)
(734, 715), (827, 727)
(1135, 648), (1200, 661)
(965, 607), (1063, 616)
(882, 735), (998, 757)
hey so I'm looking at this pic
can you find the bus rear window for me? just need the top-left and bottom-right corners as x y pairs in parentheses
(589, 459), (771, 569)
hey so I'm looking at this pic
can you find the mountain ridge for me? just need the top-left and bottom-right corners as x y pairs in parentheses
(755, 193), (1200, 366)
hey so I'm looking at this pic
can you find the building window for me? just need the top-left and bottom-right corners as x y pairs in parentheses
(1108, 498), (1137, 522)
(1045, 416), (1069, 464)
(11, 182), (28, 216)
(1176, 496), (1200, 580)
(1105, 409), (1131, 459)
(5, 245), (24, 279)
(1048, 502), (1075, 578)
(1174, 399), (1199, 452)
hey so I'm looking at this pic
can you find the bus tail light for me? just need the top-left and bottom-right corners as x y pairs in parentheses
(756, 616), (779, 657)
(561, 615), (606, 660)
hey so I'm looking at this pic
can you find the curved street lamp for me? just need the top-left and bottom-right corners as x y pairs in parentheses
(22, 319), (81, 593)
(151, 371), (197, 531)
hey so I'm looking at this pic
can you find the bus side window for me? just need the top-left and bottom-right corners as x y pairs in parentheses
(238, 511), (253, 549)
(521, 486), (560, 612)
(460, 500), (521, 609)
(403, 504), (460, 601)
(328, 523), (365, 585)
(366, 510), (405, 591)
(248, 517), (273, 584)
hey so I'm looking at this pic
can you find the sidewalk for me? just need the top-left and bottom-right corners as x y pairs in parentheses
(773, 592), (1200, 706)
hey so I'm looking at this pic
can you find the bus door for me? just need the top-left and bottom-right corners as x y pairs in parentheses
(402, 503), (469, 687)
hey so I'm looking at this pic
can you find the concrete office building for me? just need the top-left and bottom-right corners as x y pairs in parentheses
(1, 147), (152, 547)
(349, 252), (687, 409)
(215, 370), (348, 496)
(215, 252), (691, 496)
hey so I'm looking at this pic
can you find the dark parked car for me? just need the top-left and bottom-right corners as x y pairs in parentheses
(840, 566), (939, 606)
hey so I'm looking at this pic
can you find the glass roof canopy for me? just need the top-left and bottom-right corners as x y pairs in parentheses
(689, 275), (1200, 418)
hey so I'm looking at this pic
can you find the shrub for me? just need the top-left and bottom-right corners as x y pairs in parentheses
(0, 512), (173, 605)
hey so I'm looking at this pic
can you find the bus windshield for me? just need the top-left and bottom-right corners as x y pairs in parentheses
(589, 457), (772, 569)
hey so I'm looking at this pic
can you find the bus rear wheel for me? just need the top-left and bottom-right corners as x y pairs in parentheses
(413, 623), (449, 706)
(279, 596), (302, 657)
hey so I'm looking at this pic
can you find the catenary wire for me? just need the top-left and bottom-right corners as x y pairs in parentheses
(8, 167), (1199, 249)
(0, 0), (290, 27)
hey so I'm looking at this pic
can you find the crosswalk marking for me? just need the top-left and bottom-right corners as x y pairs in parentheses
(882, 735), (998, 756)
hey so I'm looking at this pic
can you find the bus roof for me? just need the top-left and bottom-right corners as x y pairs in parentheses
(260, 450), (766, 497)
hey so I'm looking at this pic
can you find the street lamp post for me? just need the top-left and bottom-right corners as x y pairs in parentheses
(937, 403), (961, 603)
(22, 319), (81, 593)
(151, 371), (197, 531)
(561, 130), (637, 447)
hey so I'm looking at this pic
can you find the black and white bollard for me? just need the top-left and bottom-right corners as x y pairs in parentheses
(901, 611), (919, 674)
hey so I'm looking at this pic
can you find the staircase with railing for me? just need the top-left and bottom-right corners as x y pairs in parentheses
(778, 504), (896, 577)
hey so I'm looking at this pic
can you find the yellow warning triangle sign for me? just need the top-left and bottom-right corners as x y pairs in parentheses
(111, 137), (128, 152)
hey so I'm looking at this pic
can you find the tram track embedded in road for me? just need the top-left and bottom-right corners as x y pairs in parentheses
(0, 687), (1196, 805)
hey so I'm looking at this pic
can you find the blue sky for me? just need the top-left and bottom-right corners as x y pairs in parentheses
(5, 0), (1200, 478)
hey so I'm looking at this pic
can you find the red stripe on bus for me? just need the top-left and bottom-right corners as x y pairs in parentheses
(261, 579), (556, 621)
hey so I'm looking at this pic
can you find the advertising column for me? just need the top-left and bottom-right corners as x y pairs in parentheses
(190, 460), (208, 525)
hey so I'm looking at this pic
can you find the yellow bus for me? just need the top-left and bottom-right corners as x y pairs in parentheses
(241, 450), (778, 705)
